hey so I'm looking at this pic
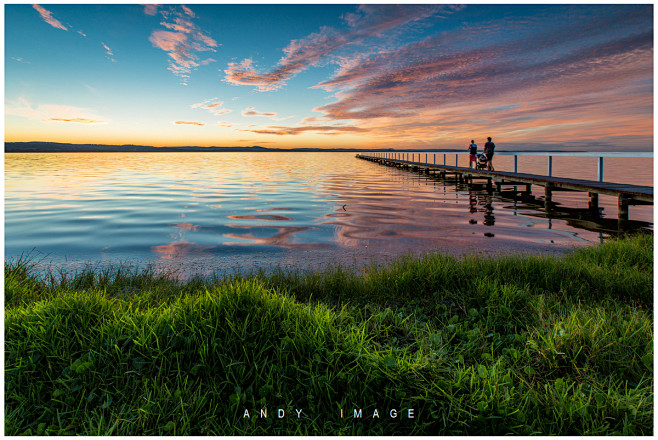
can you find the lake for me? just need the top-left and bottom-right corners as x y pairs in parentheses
(5, 152), (653, 277)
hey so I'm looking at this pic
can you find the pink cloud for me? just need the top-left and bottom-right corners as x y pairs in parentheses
(224, 5), (459, 91)
(181, 5), (195, 17)
(238, 124), (368, 136)
(32, 4), (67, 31)
(224, 31), (346, 91)
(160, 19), (194, 34)
(191, 97), (217, 108)
(144, 4), (159, 16)
(147, 5), (218, 84)
(149, 31), (187, 53)
(224, 59), (285, 92)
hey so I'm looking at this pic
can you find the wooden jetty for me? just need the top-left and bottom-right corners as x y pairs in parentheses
(356, 154), (653, 221)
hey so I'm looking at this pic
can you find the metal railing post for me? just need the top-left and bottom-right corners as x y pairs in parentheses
(548, 156), (553, 177)
(598, 157), (603, 182)
(514, 155), (518, 173)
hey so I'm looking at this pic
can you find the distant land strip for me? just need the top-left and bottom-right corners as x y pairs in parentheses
(4, 142), (590, 154)
(4, 142), (454, 153)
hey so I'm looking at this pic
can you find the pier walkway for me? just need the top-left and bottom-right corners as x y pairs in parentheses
(356, 154), (653, 221)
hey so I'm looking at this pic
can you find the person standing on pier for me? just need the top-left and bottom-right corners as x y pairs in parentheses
(468, 140), (477, 168)
(484, 137), (496, 171)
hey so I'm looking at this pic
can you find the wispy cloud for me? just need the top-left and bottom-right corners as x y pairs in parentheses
(6, 97), (108, 124)
(83, 83), (98, 94)
(147, 5), (218, 84)
(101, 42), (116, 62)
(33, 4), (67, 31)
(238, 124), (368, 136)
(50, 118), (104, 124)
(174, 121), (205, 126)
(224, 4), (461, 91)
(241, 106), (278, 118)
(191, 98), (232, 116)
(181, 5), (195, 18)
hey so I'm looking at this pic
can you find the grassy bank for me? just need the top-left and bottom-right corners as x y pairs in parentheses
(5, 234), (653, 435)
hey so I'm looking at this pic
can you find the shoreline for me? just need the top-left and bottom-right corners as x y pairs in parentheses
(7, 236), (590, 282)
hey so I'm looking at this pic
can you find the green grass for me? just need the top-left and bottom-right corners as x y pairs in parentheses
(5, 233), (653, 435)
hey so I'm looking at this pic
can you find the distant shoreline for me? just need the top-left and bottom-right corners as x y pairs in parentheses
(4, 141), (645, 155)
(5, 142), (453, 153)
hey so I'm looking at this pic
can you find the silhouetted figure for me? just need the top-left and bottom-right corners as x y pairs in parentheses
(483, 137), (496, 171)
(468, 140), (477, 169)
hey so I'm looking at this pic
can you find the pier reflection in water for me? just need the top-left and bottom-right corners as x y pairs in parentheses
(5, 152), (652, 277)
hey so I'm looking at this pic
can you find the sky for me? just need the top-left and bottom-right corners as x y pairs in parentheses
(4, 3), (654, 151)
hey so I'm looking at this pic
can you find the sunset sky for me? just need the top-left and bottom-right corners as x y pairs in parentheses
(4, 3), (654, 151)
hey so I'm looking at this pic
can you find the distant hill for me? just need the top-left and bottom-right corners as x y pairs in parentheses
(5, 142), (273, 153)
(5, 142), (461, 153)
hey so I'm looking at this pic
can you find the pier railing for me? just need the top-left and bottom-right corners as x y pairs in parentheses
(362, 151), (652, 183)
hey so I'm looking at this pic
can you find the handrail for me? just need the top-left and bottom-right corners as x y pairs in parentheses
(359, 151), (652, 183)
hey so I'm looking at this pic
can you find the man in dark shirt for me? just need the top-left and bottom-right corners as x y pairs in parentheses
(483, 137), (495, 171)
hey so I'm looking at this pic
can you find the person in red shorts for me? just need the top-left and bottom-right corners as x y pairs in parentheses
(468, 140), (477, 168)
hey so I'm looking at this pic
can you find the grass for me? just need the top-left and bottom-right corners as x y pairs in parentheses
(5, 233), (653, 435)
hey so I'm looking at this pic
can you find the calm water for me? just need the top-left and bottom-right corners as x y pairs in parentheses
(5, 152), (653, 277)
